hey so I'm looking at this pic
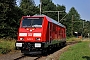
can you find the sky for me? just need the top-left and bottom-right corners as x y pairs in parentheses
(34, 0), (90, 21)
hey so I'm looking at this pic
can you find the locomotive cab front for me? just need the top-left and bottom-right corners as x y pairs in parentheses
(18, 17), (43, 42)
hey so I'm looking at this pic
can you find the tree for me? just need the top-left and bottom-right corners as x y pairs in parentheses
(66, 7), (81, 37)
(20, 0), (39, 16)
(41, 0), (57, 20)
(0, 0), (16, 28)
(0, 0), (89, 38)
(0, 0), (16, 38)
(41, 0), (66, 22)
(7, 6), (24, 38)
(0, 0), (24, 38)
(83, 20), (90, 37)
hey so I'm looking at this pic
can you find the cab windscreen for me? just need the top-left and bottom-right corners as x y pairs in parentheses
(22, 18), (43, 27)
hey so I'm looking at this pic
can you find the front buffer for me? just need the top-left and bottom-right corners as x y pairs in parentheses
(16, 42), (47, 55)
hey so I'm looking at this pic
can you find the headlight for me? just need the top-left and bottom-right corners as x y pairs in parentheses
(19, 33), (27, 36)
(33, 33), (41, 37)
(36, 38), (40, 40)
(16, 43), (22, 47)
(35, 43), (41, 47)
(20, 38), (24, 40)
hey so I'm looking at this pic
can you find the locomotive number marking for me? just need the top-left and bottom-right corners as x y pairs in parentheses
(27, 38), (33, 40)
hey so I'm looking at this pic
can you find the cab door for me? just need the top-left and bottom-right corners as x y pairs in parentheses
(48, 22), (52, 43)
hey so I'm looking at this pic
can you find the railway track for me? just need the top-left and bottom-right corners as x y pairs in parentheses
(13, 41), (79, 60)
(14, 54), (42, 60)
(0, 41), (79, 60)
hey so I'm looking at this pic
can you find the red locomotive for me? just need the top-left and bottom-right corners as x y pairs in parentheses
(15, 14), (66, 54)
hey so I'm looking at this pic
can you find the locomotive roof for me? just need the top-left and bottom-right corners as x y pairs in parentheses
(32, 14), (65, 28)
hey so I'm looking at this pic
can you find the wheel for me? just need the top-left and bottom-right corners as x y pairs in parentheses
(42, 48), (48, 56)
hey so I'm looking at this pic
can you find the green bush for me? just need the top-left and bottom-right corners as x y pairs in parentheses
(0, 39), (15, 54)
(67, 37), (81, 42)
(0, 48), (11, 54)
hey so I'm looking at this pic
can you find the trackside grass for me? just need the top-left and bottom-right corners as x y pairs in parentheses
(59, 41), (90, 60)
(67, 37), (81, 42)
(0, 39), (15, 54)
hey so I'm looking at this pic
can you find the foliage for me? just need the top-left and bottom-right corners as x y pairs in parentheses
(41, 0), (56, 20)
(42, 0), (66, 22)
(0, 39), (15, 54)
(0, 0), (23, 38)
(59, 41), (90, 60)
(0, 0), (16, 30)
(20, 0), (39, 16)
(83, 21), (90, 37)
(66, 37), (81, 42)
(65, 7), (81, 37)
(0, 0), (90, 38)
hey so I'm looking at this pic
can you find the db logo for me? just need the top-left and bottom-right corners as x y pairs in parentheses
(28, 33), (32, 36)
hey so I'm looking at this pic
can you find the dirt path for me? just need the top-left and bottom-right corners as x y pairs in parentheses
(0, 51), (22, 60)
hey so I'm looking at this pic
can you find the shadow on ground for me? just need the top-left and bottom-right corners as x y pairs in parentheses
(82, 56), (90, 60)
